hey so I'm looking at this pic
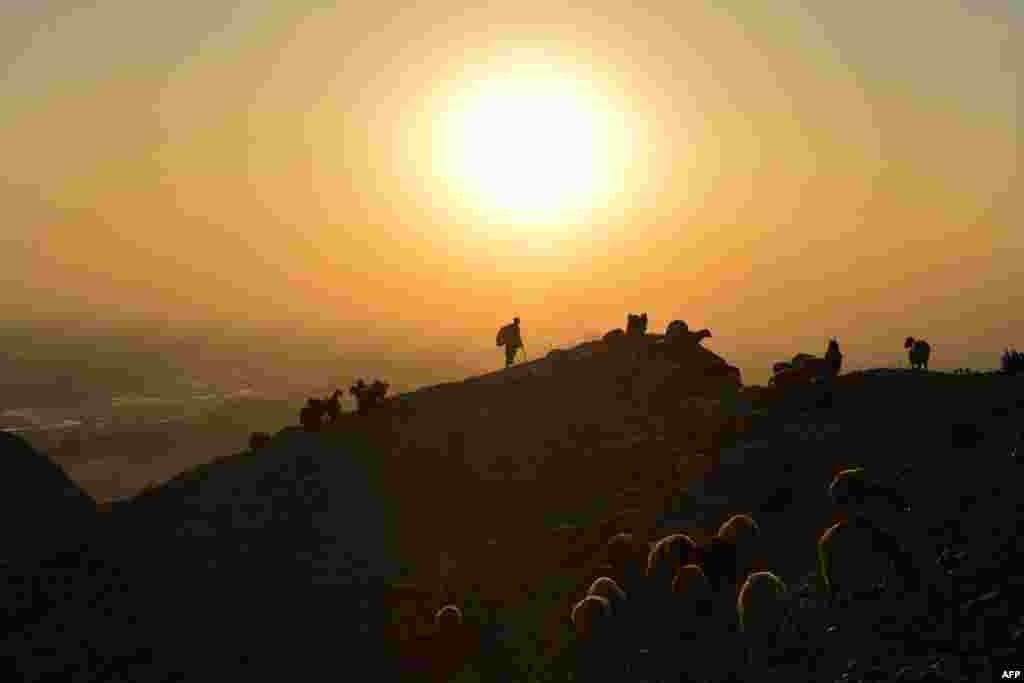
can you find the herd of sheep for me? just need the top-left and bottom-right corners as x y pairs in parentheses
(413, 465), (947, 682)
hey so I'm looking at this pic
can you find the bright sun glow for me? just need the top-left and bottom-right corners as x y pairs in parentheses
(434, 71), (629, 229)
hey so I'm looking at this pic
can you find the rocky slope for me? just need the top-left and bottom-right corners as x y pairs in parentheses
(1, 333), (1020, 682)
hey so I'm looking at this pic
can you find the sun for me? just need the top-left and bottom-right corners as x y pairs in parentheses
(433, 71), (627, 229)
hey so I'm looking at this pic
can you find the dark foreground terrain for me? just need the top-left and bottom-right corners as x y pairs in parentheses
(1, 335), (1021, 682)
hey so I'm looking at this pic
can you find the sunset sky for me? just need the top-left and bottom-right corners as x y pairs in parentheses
(1, 1), (1019, 383)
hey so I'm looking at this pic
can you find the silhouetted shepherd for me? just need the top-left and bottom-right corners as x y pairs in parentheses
(299, 398), (325, 431)
(904, 337), (931, 370)
(626, 312), (648, 337)
(496, 317), (524, 368)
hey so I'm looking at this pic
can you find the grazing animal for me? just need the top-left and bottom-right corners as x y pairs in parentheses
(736, 571), (789, 668)
(665, 320), (712, 346)
(585, 576), (629, 670)
(324, 389), (343, 423)
(828, 467), (911, 523)
(571, 595), (618, 682)
(646, 533), (700, 590)
(626, 313), (649, 337)
(586, 577), (627, 614)
(434, 604), (463, 631)
(672, 564), (714, 624)
(605, 533), (647, 594)
(770, 340), (843, 387)
(571, 595), (611, 641)
(817, 518), (918, 607)
(350, 379), (390, 414)
(299, 398), (325, 432)
(663, 564), (716, 682)
(715, 514), (762, 586)
(905, 337), (931, 370)
(432, 605), (468, 683)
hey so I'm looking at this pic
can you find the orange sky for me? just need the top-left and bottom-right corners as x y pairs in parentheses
(1, 1), (1019, 384)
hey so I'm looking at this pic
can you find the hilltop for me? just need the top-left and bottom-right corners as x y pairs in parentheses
(1, 330), (1021, 682)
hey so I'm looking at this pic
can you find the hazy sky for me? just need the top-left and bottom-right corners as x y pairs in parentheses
(2, 1), (1019, 382)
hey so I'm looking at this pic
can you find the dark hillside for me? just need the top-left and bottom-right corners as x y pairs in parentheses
(1, 336), (1021, 681)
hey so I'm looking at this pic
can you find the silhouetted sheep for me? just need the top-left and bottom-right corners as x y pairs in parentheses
(586, 576), (627, 614)
(905, 337), (931, 370)
(585, 576), (629, 666)
(571, 594), (611, 641)
(299, 398), (325, 432)
(350, 378), (390, 415)
(605, 532), (647, 593)
(432, 604), (469, 682)
(817, 517), (916, 607)
(828, 467), (910, 522)
(434, 604), (463, 631)
(324, 389), (343, 423)
(665, 320), (712, 345)
(669, 564), (717, 681)
(771, 340), (843, 386)
(714, 514), (761, 585)
(736, 571), (789, 668)
(248, 432), (272, 450)
(828, 467), (868, 508)
(571, 594), (619, 681)
(671, 563), (714, 621)
(626, 313), (648, 336)
(646, 533), (699, 591)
